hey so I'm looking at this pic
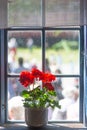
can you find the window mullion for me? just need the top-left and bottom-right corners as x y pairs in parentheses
(0, 29), (6, 124)
(41, 0), (45, 27)
(83, 25), (87, 127)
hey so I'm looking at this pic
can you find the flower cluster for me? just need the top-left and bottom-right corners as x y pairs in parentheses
(19, 68), (61, 109)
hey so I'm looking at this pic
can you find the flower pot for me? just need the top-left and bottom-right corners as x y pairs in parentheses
(25, 107), (48, 127)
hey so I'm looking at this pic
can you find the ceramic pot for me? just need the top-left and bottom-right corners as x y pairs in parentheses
(25, 107), (48, 127)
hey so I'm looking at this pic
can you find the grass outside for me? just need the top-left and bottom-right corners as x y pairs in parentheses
(15, 47), (79, 68)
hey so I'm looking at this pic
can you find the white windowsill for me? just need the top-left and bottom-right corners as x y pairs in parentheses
(0, 123), (86, 130)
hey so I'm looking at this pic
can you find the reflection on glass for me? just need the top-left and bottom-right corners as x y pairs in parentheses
(7, 31), (42, 73)
(45, 30), (80, 75)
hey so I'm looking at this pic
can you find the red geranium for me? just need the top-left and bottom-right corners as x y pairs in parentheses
(19, 68), (61, 109)
(43, 83), (54, 91)
(31, 68), (43, 80)
(19, 68), (56, 90)
(42, 73), (56, 83)
(19, 71), (34, 87)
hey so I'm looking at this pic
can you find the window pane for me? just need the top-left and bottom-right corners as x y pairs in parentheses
(7, 77), (79, 121)
(8, 0), (82, 27)
(45, 0), (80, 26)
(50, 77), (79, 121)
(45, 30), (80, 75)
(8, 77), (25, 121)
(7, 30), (42, 73)
(8, 0), (42, 27)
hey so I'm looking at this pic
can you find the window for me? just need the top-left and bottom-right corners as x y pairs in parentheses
(6, 27), (83, 123)
(0, 0), (85, 125)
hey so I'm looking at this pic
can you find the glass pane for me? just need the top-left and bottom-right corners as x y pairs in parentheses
(8, 77), (79, 121)
(45, 0), (80, 26)
(8, 78), (25, 121)
(7, 30), (42, 73)
(45, 30), (80, 75)
(49, 77), (79, 121)
(8, 0), (42, 27)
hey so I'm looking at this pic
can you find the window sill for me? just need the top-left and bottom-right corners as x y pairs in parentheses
(0, 123), (86, 130)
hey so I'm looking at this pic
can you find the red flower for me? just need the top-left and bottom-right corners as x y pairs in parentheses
(42, 73), (55, 83)
(19, 68), (56, 90)
(31, 68), (43, 80)
(19, 71), (34, 87)
(43, 83), (54, 91)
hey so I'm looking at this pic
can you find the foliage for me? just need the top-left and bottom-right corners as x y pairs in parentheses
(19, 68), (61, 109)
(52, 40), (78, 50)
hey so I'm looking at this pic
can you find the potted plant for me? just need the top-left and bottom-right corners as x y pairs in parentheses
(19, 68), (61, 127)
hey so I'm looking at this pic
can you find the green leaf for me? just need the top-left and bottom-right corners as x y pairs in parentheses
(21, 90), (30, 98)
